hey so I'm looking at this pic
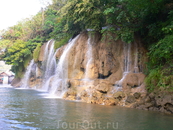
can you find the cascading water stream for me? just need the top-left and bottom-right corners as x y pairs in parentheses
(42, 48), (60, 91)
(40, 40), (58, 91)
(114, 41), (140, 92)
(134, 42), (139, 73)
(114, 42), (132, 91)
(48, 35), (79, 96)
(84, 35), (93, 80)
(41, 40), (51, 71)
(81, 35), (94, 99)
(21, 59), (35, 88)
(124, 42), (131, 73)
(42, 40), (56, 80)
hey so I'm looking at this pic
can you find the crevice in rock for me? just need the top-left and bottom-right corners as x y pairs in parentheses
(98, 71), (112, 79)
(80, 59), (84, 65)
(131, 85), (139, 88)
(98, 90), (107, 94)
(164, 103), (173, 113)
(67, 82), (71, 88)
(157, 105), (162, 109)
(80, 67), (85, 72)
(102, 62), (104, 67)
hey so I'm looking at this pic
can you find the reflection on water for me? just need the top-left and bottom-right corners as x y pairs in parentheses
(0, 85), (173, 130)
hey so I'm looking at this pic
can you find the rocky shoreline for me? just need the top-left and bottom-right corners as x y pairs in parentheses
(62, 86), (173, 114)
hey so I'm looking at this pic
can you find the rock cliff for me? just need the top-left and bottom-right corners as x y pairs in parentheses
(13, 32), (173, 114)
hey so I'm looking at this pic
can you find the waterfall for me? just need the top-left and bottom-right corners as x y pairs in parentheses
(41, 40), (51, 71)
(21, 59), (35, 88)
(124, 42), (131, 72)
(42, 48), (59, 91)
(114, 42), (132, 91)
(84, 35), (93, 79)
(48, 35), (79, 96)
(134, 42), (139, 73)
(114, 41), (140, 92)
(80, 35), (95, 99)
(42, 40), (56, 80)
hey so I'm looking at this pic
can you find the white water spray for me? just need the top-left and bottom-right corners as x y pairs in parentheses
(81, 35), (95, 98)
(42, 48), (60, 91)
(84, 35), (93, 80)
(21, 59), (35, 88)
(114, 41), (140, 91)
(114, 42), (132, 91)
(134, 42), (139, 73)
(42, 40), (56, 80)
(124, 42), (131, 72)
(48, 35), (79, 96)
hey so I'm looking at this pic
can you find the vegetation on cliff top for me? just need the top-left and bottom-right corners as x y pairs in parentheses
(0, 0), (173, 91)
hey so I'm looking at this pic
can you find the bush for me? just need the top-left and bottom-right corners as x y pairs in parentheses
(54, 35), (72, 49)
(145, 67), (173, 92)
(33, 43), (41, 62)
(149, 35), (173, 67)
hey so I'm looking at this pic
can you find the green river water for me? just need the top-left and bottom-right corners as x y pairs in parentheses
(0, 85), (173, 130)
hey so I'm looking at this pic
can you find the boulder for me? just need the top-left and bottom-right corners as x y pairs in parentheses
(126, 95), (136, 103)
(96, 83), (109, 93)
(113, 91), (125, 100)
(104, 98), (119, 106)
(133, 92), (141, 99)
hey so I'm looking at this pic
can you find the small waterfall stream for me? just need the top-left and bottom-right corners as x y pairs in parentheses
(42, 40), (56, 80)
(39, 40), (58, 91)
(42, 48), (59, 91)
(114, 42), (138, 91)
(124, 42), (131, 73)
(84, 35), (93, 79)
(82, 35), (94, 98)
(134, 42), (139, 73)
(48, 35), (79, 96)
(21, 59), (35, 88)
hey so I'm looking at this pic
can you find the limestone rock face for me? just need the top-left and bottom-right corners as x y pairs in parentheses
(95, 80), (112, 93)
(131, 91), (173, 114)
(24, 32), (149, 110)
(48, 32), (148, 107)
(11, 78), (21, 87)
(119, 72), (146, 93)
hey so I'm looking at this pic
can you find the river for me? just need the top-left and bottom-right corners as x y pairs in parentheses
(0, 85), (173, 130)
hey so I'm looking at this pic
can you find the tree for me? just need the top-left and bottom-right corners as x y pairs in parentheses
(60, 0), (107, 33)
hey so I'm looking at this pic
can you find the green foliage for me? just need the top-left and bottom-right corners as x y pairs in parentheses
(145, 67), (173, 92)
(149, 35), (173, 67)
(11, 62), (25, 78)
(2, 40), (38, 78)
(116, 27), (134, 43)
(145, 68), (162, 91)
(33, 43), (41, 62)
(54, 35), (72, 49)
(0, 39), (12, 49)
(60, 0), (107, 33)
(24, 56), (32, 69)
(4, 40), (30, 65)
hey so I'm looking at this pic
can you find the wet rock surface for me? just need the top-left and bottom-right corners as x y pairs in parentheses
(14, 32), (173, 114)
(131, 91), (173, 114)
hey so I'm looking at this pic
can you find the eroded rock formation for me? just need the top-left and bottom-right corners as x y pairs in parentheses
(27, 32), (147, 105)
(14, 32), (173, 114)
